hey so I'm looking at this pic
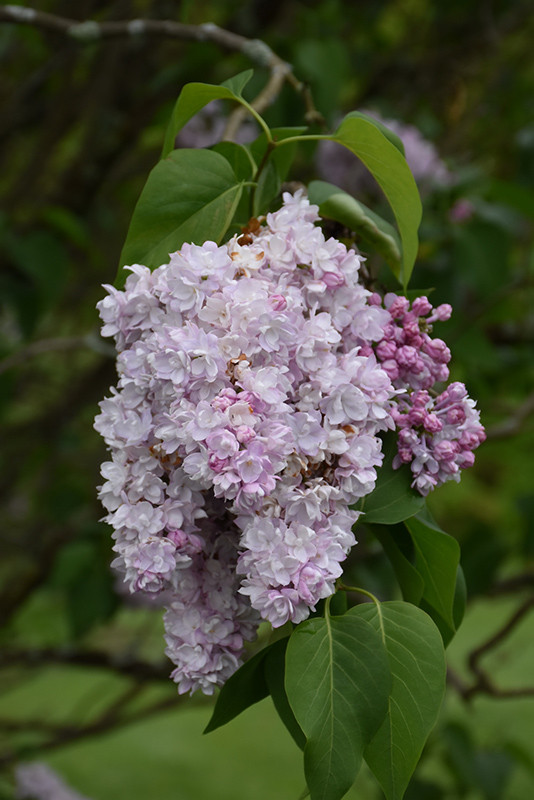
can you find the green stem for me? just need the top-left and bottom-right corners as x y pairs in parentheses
(249, 140), (276, 217)
(338, 584), (380, 607)
(239, 99), (273, 142)
(274, 133), (332, 147)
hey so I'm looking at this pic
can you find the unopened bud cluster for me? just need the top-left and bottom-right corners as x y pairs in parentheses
(95, 191), (483, 693)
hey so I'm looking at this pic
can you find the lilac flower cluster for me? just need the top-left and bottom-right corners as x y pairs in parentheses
(95, 190), (483, 693)
(369, 293), (485, 495)
(95, 191), (398, 693)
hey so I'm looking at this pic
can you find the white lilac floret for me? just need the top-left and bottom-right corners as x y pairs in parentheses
(95, 190), (483, 694)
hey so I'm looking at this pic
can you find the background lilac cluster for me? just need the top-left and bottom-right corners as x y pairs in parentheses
(95, 191), (483, 694)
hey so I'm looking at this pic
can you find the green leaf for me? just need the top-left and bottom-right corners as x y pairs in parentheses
(211, 141), (255, 181)
(359, 434), (424, 525)
(285, 609), (391, 800)
(308, 180), (402, 272)
(370, 524), (425, 605)
(209, 142), (255, 229)
(203, 643), (271, 734)
(329, 113), (422, 286)
(264, 638), (306, 750)
(220, 69), (254, 96)
(453, 565), (467, 631)
(404, 514), (460, 631)
(420, 564), (467, 647)
(343, 111), (406, 156)
(253, 159), (280, 217)
(250, 127), (307, 215)
(161, 71), (253, 159)
(117, 149), (244, 284)
(356, 602), (446, 800)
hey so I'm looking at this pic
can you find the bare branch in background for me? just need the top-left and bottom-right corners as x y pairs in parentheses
(0, 333), (114, 376)
(448, 595), (534, 701)
(485, 390), (534, 440)
(0, 685), (204, 768)
(0, 6), (324, 133)
(0, 646), (172, 683)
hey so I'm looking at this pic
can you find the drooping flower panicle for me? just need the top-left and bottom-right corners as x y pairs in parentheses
(95, 190), (483, 694)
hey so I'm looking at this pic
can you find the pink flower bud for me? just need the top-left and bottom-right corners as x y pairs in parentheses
(433, 303), (452, 322)
(208, 454), (229, 473)
(434, 439), (457, 461)
(411, 296), (432, 316)
(408, 407), (426, 426)
(322, 271), (345, 288)
(388, 296), (410, 319)
(398, 447), (414, 463)
(396, 345), (419, 368)
(446, 406), (466, 425)
(424, 413), (443, 433)
(422, 338), (451, 364)
(376, 340), (397, 360)
(381, 359), (399, 381)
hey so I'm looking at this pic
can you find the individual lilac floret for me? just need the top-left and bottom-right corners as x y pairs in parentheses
(392, 384), (486, 495)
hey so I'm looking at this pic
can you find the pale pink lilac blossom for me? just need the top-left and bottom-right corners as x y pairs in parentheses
(95, 190), (483, 694)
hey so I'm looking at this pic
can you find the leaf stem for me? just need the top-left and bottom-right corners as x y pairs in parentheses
(338, 584), (380, 607)
(249, 140), (276, 216)
(239, 100), (273, 142)
(339, 585), (387, 645)
(274, 133), (331, 147)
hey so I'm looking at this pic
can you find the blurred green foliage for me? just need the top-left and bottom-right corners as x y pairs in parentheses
(0, 0), (533, 797)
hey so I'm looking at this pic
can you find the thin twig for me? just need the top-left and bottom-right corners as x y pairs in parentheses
(0, 690), (203, 768)
(488, 572), (534, 596)
(449, 596), (534, 701)
(0, 647), (172, 683)
(485, 391), (534, 439)
(468, 596), (534, 669)
(0, 6), (324, 134)
(0, 333), (113, 376)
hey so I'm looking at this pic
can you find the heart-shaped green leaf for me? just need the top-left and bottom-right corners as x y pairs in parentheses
(359, 434), (425, 525)
(370, 523), (425, 606)
(117, 149), (244, 285)
(308, 180), (402, 272)
(264, 637), (306, 750)
(404, 514), (460, 631)
(161, 70), (254, 159)
(203, 641), (273, 734)
(329, 113), (422, 287)
(355, 601), (446, 800)
(285, 609), (391, 800)
(250, 127), (308, 215)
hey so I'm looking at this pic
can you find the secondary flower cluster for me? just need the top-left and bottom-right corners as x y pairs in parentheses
(95, 190), (483, 693)
(369, 292), (485, 494)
